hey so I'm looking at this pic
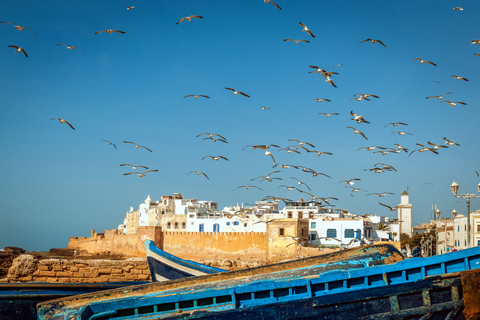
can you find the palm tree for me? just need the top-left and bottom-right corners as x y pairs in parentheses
(378, 222), (392, 232)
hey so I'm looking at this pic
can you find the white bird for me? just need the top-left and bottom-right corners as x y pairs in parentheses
(283, 39), (309, 44)
(51, 118), (75, 130)
(202, 155), (229, 161)
(0, 21), (37, 35)
(8, 45), (28, 57)
(262, 106), (270, 110)
(56, 44), (84, 51)
(95, 29), (125, 34)
(120, 164), (149, 170)
(441, 100), (467, 107)
(312, 98), (331, 103)
(451, 75), (469, 81)
(319, 113), (339, 117)
(264, 0), (282, 10)
(225, 87), (250, 97)
(123, 141), (152, 152)
(350, 111), (370, 124)
(413, 58), (437, 66)
(426, 92), (452, 100)
(290, 177), (311, 191)
(197, 132), (227, 140)
(360, 39), (386, 47)
(176, 15), (203, 25)
(103, 140), (117, 149)
(453, 7), (463, 11)
(384, 122), (408, 127)
(299, 22), (315, 38)
(347, 126), (368, 140)
(233, 186), (263, 191)
(379, 202), (398, 211)
(126, 6), (135, 10)
(472, 40), (480, 45)
(123, 170), (158, 177)
(184, 95), (209, 99)
(391, 131), (412, 136)
(339, 178), (360, 186)
(188, 171), (209, 179)
(443, 137), (460, 146)
(288, 139), (315, 148)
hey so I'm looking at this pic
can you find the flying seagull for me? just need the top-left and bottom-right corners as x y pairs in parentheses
(441, 100), (467, 107)
(233, 186), (263, 191)
(8, 45), (28, 57)
(360, 39), (386, 47)
(225, 87), (250, 97)
(347, 126), (368, 140)
(184, 95), (209, 99)
(95, 29), (125, 34)
(56, 44), (83, 51)
(384, 122), (408, 127)
(413, 58), (437, 66)
(379, 202), (398, 211)
(123, 170), (158, 177)
(299, 22), (315, 38)
(451, 75), (469, 81)
(123, 141), (153, 152)
(264, 0), (282, 10)
(176, 15), (203, 25)
(426, 92), (452, 100)
(202, 155), (229, 161)
(103, 140), (117, 149)
(319, 113), (339, 117)
(51, 118), (75, 130)
(188, 171), (209, 179)
(0, 21), (37, 35)
(283, 39), (309, 44)
(120, 164), (149, 170)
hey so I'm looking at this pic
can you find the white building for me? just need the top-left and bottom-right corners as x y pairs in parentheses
(398, 190), (413, 237)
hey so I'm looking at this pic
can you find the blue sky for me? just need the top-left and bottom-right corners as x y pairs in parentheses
(1, 0), (479, 251)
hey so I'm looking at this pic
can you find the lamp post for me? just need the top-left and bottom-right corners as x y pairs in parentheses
(435, 209), (440, 255)
(450, 181), (480, 247)
(452, 209), (457, 250)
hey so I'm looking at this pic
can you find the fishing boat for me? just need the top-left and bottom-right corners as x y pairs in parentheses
(36, 245), (480, 320)
(144, 240), (226, 281)
(0, 281), (148, 320)
(37, 244), (404, 319)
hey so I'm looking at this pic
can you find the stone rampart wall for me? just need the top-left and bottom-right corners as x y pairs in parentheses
(2, 254), (151, 283)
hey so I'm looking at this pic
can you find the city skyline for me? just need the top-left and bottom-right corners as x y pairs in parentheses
(1, 0), (479, 251)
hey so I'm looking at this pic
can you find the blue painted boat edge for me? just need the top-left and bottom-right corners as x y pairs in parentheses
(144, 240), (226, 275)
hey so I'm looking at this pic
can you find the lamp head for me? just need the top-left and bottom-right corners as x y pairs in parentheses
(452, 209), (457, 219)
(435, 209), (441, 219)
(450, 180), (459, 196)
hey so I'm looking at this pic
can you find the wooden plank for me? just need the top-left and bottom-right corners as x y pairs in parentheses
(461, 268), (480, 319)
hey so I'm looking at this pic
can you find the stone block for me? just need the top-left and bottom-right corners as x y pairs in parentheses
(73, 272), (85, 278)
(137, 274), (150, 281)
(52, 265), (65, 272)
(98, 268), (111, 275)
(33, 277), (47, 282)
(46, 277), (58, 283)
(130, 269), (144, 274)
(37, 266), (50, 271)
(111, 268), (123, 274)
(125, 274), (139, 281)
(83, 271), (99, 278)
(142, 270), (151, 275)
(57, 277), (72, 283)
(79, 268), (91, 273)
(39, 271), (56, 277)
(122, 265), (133, 271)
(135, 264), (149, 270)
(56, 271), (73, 278)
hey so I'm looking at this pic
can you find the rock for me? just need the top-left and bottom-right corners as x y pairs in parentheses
(3, 247), (25, 254)
(8, 254), (39, 279)
(48, 248), (75, 256)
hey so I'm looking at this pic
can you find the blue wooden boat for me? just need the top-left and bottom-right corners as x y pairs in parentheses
(36, 245), (480, 320)
(36, 244), (405, 319)
(144, 240), (226, 281)
(0, 281), (148, 320)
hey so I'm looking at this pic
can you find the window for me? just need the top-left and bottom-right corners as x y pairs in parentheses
(182, 222), (186, 229)
(478, 240), (480, 246)
(213, 224), (220, 232)
(199, 224), (204, 232)
(477, 225), (480, 232)
(174, 222), (178, 229)
(279, 228), (285, 236)
(327, 229), (337, 238)
(167, 222), (171, 229)
(302, 228), (305, 236)
(226, 222), (230, 226)
(287, 212), (293, 218)
(345, 229), (354, 238)
(311, 222), (316, 229)
(309, 233), (317, 241)
(356, 229), (362, 240)
(298, 212), (303, 218)
(233, 221), (239, 226)
(244, 223), (247, 227)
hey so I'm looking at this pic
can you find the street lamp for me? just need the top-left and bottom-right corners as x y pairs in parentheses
(452, 209), (457, 250)
(435, 209), (440, 255)
(450, 180), (480, 247)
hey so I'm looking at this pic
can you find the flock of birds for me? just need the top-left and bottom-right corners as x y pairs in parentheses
(4, 2), (479, 221)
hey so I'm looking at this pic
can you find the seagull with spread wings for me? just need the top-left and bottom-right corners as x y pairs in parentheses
(264, 0), (282, 10)
(319, 113), (339, 117)
(379, 202), (398, 211)
(184, 95), (209, 99)
(290, 177), (311, 191)
(176, 15), (203, 25)
(360, 39), (386, 47)
(188, 171), (209, 179)
(51, 118), (75, 130)
(1, 21), (37, 35)
(121, 164), (149, 170)
(350, 111), (370, 124)
(451, 75), (469, 81)
(103, 140), (117, 149)
(413, 58), (437, 66)
(384, 122), (408, 127)
(283, 39), (309, 44)
(299, 22), (315, 38)
(347, 127), (368, 140)
(123, 141), (153, 152)
(56, 44), (83, 51)
(426, 92), (452, 100)
(441, 100), (467, 107)
(95, 29), (125, 34)
(202, 155), (229, 161)
(233, 185), (263, 191)
(123, 170), (158, 177)
(8, 45), (28, 57)
(225, 87), (250, 97)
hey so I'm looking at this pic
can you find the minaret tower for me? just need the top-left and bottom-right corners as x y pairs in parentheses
(398, 190), (413, 237)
